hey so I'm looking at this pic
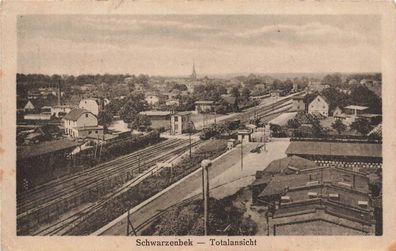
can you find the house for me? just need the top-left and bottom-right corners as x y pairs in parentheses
(78, 98), (107, 116)
(139, 110), (172, 130)
(195, 101), (215, 114)
(291, 95), (305, 112)
(63, 108), (103, 138)
(170, 111), (192, 135)
(145, 95), (160, 106)
(24, 100), (35, 111)
(308, 95), (329, 117)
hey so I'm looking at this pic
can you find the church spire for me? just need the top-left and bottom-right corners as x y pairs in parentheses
(191, 61), (197, 80)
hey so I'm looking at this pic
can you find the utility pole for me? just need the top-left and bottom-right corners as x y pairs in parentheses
(240, 138), (243, 170)
(201, 160), (211, 236)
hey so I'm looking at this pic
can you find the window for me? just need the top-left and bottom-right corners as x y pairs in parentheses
(95, 130), (98, 134)
(85, 114), (88, 118)
(174, 116), (179, 122)
(88, 131), (92, 134)
(317, 98), (320, 102)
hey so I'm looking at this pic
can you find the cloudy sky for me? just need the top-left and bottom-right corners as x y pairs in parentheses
(17, 15), (381, 76)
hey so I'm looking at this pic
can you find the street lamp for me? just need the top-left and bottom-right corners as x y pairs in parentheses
(201, 159), (211, 236)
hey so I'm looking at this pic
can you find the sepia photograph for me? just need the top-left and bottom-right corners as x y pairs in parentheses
(13, 14), (385, 237)
(15, 14), (383, 237)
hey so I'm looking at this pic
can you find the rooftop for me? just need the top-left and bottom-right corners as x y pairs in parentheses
(195, 101), (215, 104)
(139, 111), (172, 116)
(63, 108), (92, 121)
(344, 105), (369, 111)
(73, 125), (104, 130)
(285, 141), (382, 158)
(175, 111), (191, 116)
(264, 156), (318, 175)
(17, 139), (81, 160)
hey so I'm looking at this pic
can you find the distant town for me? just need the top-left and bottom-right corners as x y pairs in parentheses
(16, 66), (382, 236)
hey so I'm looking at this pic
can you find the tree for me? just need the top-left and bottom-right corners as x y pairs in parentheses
(331, 119), (346, 134)
(287, 118), (301, 129)
(230, 87), (240, 98)
(98, 110), (113, 129)
(351, 118), (371, 135)
(311, 118), (325, 137)
(241, 87), (251, 101)
(119, 93), (148, 124)
(131, 114), (151, 131)
(321, 73), (342, 87)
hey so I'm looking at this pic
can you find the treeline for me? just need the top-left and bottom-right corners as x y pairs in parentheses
(16, 73), (150, 87)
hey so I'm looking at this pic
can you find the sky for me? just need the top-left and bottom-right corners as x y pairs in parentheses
(17, 15), (381, 76)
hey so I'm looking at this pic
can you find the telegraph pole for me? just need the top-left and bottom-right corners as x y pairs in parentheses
(240, 139), (243, 170)
(201, 160), (211, 236)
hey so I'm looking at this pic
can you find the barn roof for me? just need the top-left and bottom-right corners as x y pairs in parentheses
(285, 141), (382, 158)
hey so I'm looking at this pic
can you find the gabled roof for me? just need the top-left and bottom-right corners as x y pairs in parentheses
(63, 108), (92, 121)
(309, 95), (329, 105)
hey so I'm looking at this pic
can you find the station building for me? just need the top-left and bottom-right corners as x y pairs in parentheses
(252, 156), (376, 235)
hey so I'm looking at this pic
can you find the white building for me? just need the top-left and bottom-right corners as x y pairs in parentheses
(78, 98), (108, 116)
(63, 108), (103, 138)
(24, 100), (35, 111)
(308, 95), (329, 117)
(145, 95), (160, 106)
(170, 111), (192, 135)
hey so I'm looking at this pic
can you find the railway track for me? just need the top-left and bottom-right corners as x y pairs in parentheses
(17, 138), (201, 233)
(17, 138), (188, 214)
(17, 93), (301, 235)
(32, 139), (204, 236)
